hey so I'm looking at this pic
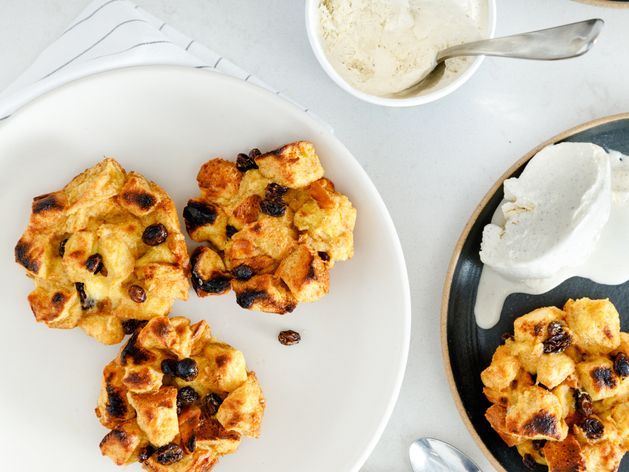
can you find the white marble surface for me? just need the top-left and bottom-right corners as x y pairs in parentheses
(1, 1), (628, 471)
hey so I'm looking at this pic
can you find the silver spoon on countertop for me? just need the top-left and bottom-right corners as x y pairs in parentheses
(409, 438), (481, 472)
(394, 18), (604, 97)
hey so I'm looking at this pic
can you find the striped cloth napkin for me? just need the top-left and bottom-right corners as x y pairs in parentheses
(0, 0), (317, 125)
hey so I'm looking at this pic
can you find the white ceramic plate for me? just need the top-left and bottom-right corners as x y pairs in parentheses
(0, 66), (410, 472)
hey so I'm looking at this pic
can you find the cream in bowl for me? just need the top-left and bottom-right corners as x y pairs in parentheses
(306, 0), (495, 106)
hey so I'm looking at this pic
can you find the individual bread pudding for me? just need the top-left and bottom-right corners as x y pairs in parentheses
(183, 141), (356, 314)
(14, 159), (189, 344)
(96, 316), (264, 471)
(481, 298), (628, 471)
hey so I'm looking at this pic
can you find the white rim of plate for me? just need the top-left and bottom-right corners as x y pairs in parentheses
(0, 64), (412, 472)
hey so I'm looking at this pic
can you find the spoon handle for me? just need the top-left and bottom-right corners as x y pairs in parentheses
(437, 19), (604, 62)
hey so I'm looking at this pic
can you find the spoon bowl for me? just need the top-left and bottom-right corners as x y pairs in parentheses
(409, 438), (481, 472)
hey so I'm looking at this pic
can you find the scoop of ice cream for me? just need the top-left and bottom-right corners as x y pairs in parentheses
(480, 142), (612, 280)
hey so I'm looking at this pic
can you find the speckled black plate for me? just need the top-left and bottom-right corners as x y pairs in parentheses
(442, 114), (629, 472)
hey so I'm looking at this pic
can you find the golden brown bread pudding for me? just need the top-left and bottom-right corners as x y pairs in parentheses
(183, 141), (357, 314)
(481, 298), (628, 471)
(14, 159), (189, 344)
(96, 316), (264, 471)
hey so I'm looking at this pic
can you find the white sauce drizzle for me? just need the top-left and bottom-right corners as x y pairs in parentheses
(475, 150), (629, 329)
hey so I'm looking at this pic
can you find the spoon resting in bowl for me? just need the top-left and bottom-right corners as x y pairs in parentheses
(393, 18), (604, 97)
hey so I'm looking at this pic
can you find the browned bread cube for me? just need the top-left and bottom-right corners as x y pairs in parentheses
(505, 386), (568, 441)
(255, 141), (324, 188)
(190, 246), (231, 297)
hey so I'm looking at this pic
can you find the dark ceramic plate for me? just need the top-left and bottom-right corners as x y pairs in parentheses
(442, 114), (629, 472)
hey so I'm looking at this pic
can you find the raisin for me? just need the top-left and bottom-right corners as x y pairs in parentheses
(142, 223), (168, 246)
(75, 282), (94, 310)
(547, 321), (563, 336)
(260, 198), (286, 217)
(501, 332), (514, 343)
(226, 224), (238, 238)
(249, 148), (261, 159)
(186, 434), (197, 453)
(128, 285), (147, 303)
(580, 417), (604, 440)
(161, 359), (178, 376)
(522, 454), (536, 469)
(278, 330), (301, 346)
(318, 251), (330, 262)
(176, 358), (198, 381)
(59, 238), (68, 257)
(614, 352), (629, 378)
(265, 183), (288, 199)
(543, 322), (572, 353)
(236, 153), (258, 172)
(203, 393), (224, 416)
(574, 390), (593, 416)
(183, 201), (217, 231)
(138, 445), (155, 463)
(532, 439), (546, 451)
(177, 386), (200, 414)
(86, 253), (104, 274)
(121, 319), (148, 335)
(154, 443), (183, 465)
(232, 264), (255, 281)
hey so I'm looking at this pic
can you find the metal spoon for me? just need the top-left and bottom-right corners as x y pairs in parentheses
(394, 18), (604, 97)
(409, 438), (481, 472)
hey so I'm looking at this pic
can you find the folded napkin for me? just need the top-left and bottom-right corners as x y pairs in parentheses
(0, 0), (318, 126)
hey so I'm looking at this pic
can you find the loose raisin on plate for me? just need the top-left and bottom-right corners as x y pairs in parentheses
(176, 358), (199, 381)
(161, 359), (178, 376)
(614, 352), (629, 378)
(128, 285), (147, 303)
(203, 392), (224, 416)
(574, 390), (593, 417)
(579, 417), (604, 440)
(142, 223), (168, 246)
(232, 264), (255, 281)
(236, 153), (258, 172)
(154, 443), (183, 465)
(278, 330), (301, 346)
(121, 319), (148, 335)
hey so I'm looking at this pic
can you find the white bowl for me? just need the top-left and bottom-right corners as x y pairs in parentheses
(305, 0), (497, 107)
